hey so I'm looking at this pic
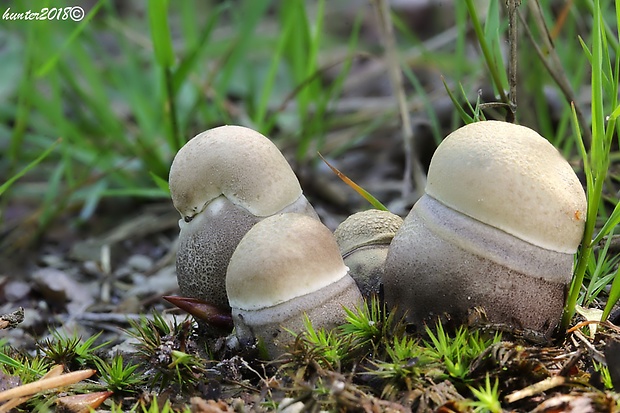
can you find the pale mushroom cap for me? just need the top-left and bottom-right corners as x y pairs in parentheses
(226, 213), (349, 311)
(169, 125), (303, 219)
(426, 120), (586, 254)
(334, 209), (403, 255)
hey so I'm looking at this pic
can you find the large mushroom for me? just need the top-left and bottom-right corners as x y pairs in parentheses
(226, 213), (363, 358)
(169, 126), (318, 311)
(383, 120), (587, 337)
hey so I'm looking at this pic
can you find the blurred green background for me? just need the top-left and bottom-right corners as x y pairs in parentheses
(0, 0), (616, 247)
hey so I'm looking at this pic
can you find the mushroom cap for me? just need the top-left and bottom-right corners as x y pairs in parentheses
(334, 209), (403, 256)
(231, 274), (362, 357)
(226, 213), (349, 311)
(169, 125), (303, 219)
(426, 121), (586, 254)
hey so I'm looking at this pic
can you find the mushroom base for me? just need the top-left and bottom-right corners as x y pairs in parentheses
(177, 197), (259, 310)
(176, 194), (318, 311)
(231, 275), (363, 358)
(384, 195), (574, 338)
(344, 245), (389, 297)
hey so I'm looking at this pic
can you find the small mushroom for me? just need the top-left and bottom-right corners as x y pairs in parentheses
(384, 121), (587, 337)
(226, 213), (363, 358)
(169, 125), (318, 311)
(334, 209), (403, 297)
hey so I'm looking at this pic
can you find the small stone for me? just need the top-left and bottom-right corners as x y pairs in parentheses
(82, 261), (102, 277)
(4, 280), (31, 302)
(31, 268), (94, 310)
(39, 254), (67, 269)
(126, 265), (177, 296)
(277, 398), (305, 413)
(127, 254), (153, 272)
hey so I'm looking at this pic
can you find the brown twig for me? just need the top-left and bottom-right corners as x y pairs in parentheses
(0, 369), (95, 403)
(571, 329), (607, 364)
(0, 365), (72, 413)
(506, 0), (521, 122)
(505, 376), (567, 404)
(0, 307), (24, 330)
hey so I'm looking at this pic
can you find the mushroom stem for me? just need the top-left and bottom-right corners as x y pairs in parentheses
(385, 195), (573, 336)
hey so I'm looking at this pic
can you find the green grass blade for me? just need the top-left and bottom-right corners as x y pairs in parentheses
(100, 188), (170, 198)
(464, 0), (509, 106)
(294, 8), (362, 160)
(0, 353), (44, 377)
(0, 138), (60, 196)
(279, 0), (314, 115)
(253, 17), (289, 128)
(602, 266), (620, 320)
(562, 0), (611, 329)
(318, 153), (388, 211)
(173, 4), (226, 93)
(148, 0), (175, 68)
(442, 77), (473, 124)
(148, 0), (182, 150)
(483, 0), (509, 96)
(150, 171), (171, 195)
(571, 103), (593, 190)
(0, 353), (24, 370)
(403, 66), (442, 145)
(36, 1), (105, 77)
(216, 0), (272, 96)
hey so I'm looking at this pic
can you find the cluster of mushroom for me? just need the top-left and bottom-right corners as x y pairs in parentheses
(168, 126), (364, 357)
(168, 121), (587, 357)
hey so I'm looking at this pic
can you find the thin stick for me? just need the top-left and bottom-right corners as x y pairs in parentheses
(372, 0), (426, 198)
(0, 365), (65, 412)
(0, 397), (26, 413)
(505, 376), (566, 404)
(0, 369), (96, 402)
(506, 0), (521, 121)
(571, 329), (606, 364)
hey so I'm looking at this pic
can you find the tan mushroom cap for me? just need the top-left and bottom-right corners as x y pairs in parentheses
(426, 121), (586, 254)
(169, 125), (302, 219)
(226, 213), (349, 311)
(334, 209), (403, 255)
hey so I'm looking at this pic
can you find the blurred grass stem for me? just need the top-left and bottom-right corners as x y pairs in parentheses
(372, 0), (426, 198)
(520, 0), (592, 147)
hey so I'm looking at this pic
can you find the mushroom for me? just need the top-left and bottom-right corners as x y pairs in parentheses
(226, 213), (363, 358)
(334, 209), (403, 297)
(169, 125), (318, 311)
(383, 120), (587, 337)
